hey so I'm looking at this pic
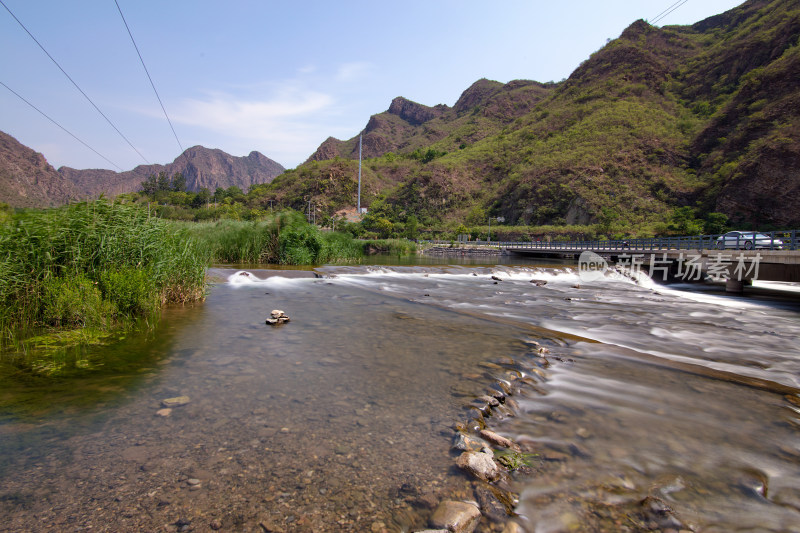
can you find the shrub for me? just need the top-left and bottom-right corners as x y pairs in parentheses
(319, 232), (364, 263)
(279, 224), (322, 264)
(42, 274), (116, 328)
(189, 210), (365, 266)
(99, 268), (158, 317)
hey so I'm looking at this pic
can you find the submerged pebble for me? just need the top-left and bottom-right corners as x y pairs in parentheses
(429, 500), (481, 533)
(160, 396), (190, 408)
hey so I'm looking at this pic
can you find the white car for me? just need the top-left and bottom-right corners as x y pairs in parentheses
(715, 231), (783, 250)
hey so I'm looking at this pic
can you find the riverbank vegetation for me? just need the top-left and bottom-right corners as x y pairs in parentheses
(0, 200), (413, 362)
(0, 200), (207, 346)
(186, 211), (364, 265)
(130, 174), (735, 244)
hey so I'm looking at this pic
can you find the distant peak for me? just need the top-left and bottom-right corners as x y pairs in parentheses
(454, 78), (504, 114)
(388, 96), (445, 125)
(621, 19), (653, 39)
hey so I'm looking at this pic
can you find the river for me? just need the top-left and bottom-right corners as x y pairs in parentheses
(1, 256), (799, 532)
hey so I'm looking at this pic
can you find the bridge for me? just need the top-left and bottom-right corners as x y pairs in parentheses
(491, 230), (800, 292)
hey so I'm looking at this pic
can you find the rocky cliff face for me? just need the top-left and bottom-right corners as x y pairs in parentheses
(305, 79), (553, 163)
(387, 96), (446, 125)
(59, 146), (286, 198)
(0, 131), (78, 207)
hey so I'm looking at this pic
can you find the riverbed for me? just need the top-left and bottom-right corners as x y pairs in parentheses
(1, 260), (799, 532)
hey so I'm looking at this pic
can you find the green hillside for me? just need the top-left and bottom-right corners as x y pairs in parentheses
(258, 0), (800, 234)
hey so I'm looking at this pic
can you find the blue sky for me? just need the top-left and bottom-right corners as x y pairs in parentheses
(1, 0), (744, 171)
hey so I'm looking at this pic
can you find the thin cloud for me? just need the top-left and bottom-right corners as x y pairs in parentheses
(128, 64), (374, 167)
(166, 86), (346, 167)
(336, 62), (372, 82)
(174, 89), (333, 129)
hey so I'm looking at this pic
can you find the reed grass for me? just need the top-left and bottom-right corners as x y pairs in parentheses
(187, 210), (365, 265)
(0, 199), (207, 344)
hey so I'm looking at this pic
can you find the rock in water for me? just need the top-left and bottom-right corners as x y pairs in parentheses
(429, 501), (482, 533)
(456, 450), (501, 482)
(479, 429), (515, 450)
(452, 433), (487, 452)
(266, 310), (290, 325)
(501, 522), (523, 533)
(475, 485), (512, 523)
(160, 396), (190, 408)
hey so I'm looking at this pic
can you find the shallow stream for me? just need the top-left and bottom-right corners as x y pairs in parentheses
(1, 259), (799, 532)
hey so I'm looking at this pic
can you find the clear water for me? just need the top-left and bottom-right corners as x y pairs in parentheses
(1, 260), (800, 532)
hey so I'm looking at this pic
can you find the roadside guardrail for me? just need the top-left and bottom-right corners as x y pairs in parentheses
(449, 230), (799, 252)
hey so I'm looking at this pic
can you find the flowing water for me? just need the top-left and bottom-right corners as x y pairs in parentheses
(1, 258), (799, 532)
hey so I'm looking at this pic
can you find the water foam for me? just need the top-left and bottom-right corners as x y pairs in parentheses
(226, 270), (315, 288)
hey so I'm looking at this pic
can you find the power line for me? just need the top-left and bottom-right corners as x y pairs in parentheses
(651, 0), (684, 23)
(651, 0), (690, 25)
(114, 0), (185, 158)
(0, 0), (150, 165)
(653, 1), (690, 25)
(0, 80), (123, 171)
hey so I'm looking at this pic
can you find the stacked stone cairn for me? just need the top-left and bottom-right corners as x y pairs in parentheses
(265, 309), (290, 325)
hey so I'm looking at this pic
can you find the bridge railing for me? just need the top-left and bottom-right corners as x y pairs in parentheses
(472, 229), (799, 252)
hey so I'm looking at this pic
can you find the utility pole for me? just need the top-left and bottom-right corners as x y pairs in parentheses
(357, 134), (362, 215)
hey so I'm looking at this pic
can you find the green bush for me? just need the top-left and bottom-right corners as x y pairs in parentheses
(99, 268), (158, 317)
(42, 274), (116, 328)
(319, 231), (364, 263)
(279, 224), (322, 264)
(189, 210), (364, 265)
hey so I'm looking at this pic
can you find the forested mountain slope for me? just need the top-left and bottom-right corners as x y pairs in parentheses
(266, 0), (800, 229)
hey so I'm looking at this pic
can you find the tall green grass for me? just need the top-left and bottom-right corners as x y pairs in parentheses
(363, 239), (418, 256)
(187, 210), (364, 265)
(0, 199), (207, 342)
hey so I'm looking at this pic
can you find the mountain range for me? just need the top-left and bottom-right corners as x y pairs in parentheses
(0, 133), (285, 207)
(267, 0), (800, 228)
(2, 0), (799, 229)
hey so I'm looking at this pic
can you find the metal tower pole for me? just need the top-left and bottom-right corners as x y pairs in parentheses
(357, 134), (362, 215)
